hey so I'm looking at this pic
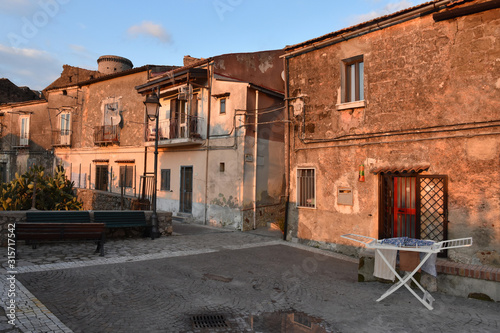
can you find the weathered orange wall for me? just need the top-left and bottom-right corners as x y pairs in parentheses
(286, 4), (500, 266)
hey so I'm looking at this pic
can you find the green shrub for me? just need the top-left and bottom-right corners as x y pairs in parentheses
(0, 165), (82, 211)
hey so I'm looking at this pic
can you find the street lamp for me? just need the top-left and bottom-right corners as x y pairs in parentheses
(144, 90), (161, 239)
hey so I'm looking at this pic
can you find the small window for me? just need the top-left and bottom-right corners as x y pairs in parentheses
(220, 98), (226, 114)
(297, 168), (315, 208)
(161, 169), (171, 191)
(119, 165), (133, 188)
(342, 55), (364, 103)
(219, 163), (225, 172)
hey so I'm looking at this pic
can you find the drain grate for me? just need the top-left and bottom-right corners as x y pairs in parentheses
(191, 314), (228, 329)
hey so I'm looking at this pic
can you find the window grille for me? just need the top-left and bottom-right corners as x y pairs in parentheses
(297, 168), (315, 208)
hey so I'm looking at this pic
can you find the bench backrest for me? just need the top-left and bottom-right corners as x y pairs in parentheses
(93, 211), (147, 228)
(26, 211), (91, 223)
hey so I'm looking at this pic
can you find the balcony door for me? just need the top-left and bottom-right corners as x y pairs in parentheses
(20, 115), (30, 146)
(60, 112), (71, 145)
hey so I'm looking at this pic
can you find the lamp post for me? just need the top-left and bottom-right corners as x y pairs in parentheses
(144, 90), (161, 239)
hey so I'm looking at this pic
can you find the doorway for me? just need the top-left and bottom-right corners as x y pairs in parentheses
(95, 165), (108, 191)
(180, 166), (193, 213)
(380, 174), (448, 243)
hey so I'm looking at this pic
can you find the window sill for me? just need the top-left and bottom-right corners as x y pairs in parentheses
(336, 100), (366, 111)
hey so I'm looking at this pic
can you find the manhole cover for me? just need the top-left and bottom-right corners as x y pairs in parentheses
(191, 314), (228, 329)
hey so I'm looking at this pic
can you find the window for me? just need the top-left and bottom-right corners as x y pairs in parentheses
(161, 169), (171, 191)
(342, 55), (364, 103)
(20, 115), (30, 146)
(119, 165), (133, 188)
(297, 168), (315, 208)
(219, 162), (225, 172)
(220, 98), (226, 114)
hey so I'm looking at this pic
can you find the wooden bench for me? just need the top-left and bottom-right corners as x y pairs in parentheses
(15, 222), (105, 257)
(93, 211), (149, 236)
(26, 210), (92, 223)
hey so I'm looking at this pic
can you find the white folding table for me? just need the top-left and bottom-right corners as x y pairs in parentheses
(341, 234), (472, 310)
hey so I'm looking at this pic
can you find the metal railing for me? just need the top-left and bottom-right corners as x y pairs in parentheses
(146, 115), (201, 142)
(51, 130), (72, 146)
(94, 125), (120, 144)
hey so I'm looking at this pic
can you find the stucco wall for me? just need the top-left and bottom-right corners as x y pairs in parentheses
(285, 5), (500, 266)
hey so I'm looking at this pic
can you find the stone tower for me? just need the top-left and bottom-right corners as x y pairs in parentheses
(97, 55), (133, 75)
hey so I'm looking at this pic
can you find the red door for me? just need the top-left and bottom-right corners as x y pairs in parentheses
(393, 177), (417, 238)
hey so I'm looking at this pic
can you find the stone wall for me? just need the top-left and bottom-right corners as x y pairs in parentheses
(77, 188), (138, 210)
(241, 201), (286, 231)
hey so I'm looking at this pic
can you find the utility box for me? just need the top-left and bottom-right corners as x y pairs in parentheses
(338, 187), (353, 206)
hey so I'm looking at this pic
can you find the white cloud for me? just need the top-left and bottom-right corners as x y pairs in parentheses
(349, 0), (414, 26)
(127, 21), (172, 44)
(0, 44), (61, 90)
(68, 44), (98, 69)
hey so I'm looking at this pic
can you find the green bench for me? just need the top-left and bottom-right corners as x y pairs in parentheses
(93, 211), (149, 236)
(26, 210), (92, 223)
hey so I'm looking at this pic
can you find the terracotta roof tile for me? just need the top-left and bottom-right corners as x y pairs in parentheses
(371, 164), (430, 174)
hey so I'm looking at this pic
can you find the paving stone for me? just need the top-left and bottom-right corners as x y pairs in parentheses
(0, 222), (499, 332)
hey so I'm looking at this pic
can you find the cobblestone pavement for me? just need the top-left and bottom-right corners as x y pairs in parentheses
(1, 222), (499, 332)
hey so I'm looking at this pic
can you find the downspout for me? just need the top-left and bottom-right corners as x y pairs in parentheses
(204, 62), (212, 225)
(253, 90), (259, 230)
(283, 57), (290, 241)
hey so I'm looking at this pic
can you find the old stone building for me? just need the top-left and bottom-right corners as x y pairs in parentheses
(0, 64), (101, 182)
(283, 0), (499, 272)
(1, 51), (286, 230)
(136, 51), (286, 230)
(0, 78), (41, 104)
(43, 57), (176, 206)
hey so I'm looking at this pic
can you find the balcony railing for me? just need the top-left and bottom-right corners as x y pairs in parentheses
(94, 125), (120, 145)
(13, 135), (29, 149)
(146, 115), (202, 142)
(52, 130), (72, 146)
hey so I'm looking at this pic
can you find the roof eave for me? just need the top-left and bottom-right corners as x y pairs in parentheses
(283, 0), (452, 57)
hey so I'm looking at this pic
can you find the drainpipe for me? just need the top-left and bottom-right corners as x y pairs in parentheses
(253, 90), (259, 230)
(283, 57), (290, 241)
(203, 62), (212, 225)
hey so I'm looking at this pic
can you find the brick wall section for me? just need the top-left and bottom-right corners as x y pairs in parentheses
(436, 259), (500, 282)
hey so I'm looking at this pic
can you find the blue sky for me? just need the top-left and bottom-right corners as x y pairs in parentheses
(0, 0), (430, 90)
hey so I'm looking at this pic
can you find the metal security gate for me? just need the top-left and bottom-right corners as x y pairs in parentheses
(180, 166), (193, 213)
(419, 175), (448, 242)
(380, 174), (448, 243)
